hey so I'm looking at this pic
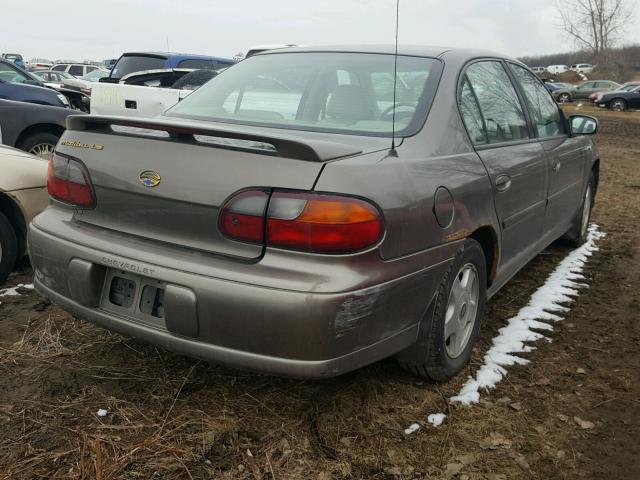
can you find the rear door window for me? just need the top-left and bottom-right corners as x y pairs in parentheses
(178, 59), (214, 69)
(68, 65), (84, 76)
(510, 64), (564, 138)
(111, 55), (166, 78)
(464, 61), (530, 144)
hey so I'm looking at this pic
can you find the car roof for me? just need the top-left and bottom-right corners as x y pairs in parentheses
(254, 44), (516, 62)
(120, 52), (233, 62)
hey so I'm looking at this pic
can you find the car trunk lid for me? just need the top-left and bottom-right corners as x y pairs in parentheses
(55, 115), (387, 259)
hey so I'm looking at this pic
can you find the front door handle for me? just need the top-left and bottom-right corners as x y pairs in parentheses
(495, 174), (512, 192)
(552, 159), (561, 172)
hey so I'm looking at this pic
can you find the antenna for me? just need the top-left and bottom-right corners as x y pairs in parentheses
(390, 0), (400, 152)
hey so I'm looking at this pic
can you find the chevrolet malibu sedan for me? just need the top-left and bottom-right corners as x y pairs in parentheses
(28, 46), (599, 380)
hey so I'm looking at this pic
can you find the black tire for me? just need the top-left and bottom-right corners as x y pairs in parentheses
(609, 98), (627, 112)
(0, 212), (18, 285)
(397, 239), (487, 381)
(563, 173), (595, 247)
(18, 132), (59, 158)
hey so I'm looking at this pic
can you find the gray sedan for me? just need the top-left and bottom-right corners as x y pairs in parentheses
(553, 79), (620, 103)
(28, 46), (599, 380)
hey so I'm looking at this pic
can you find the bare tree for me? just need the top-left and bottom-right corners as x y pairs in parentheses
(557, 0), (634, 55)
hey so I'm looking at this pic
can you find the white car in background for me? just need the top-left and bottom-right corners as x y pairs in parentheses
(27, 58), (54, 70)
(570, 63), (595, 74)
(51, 63), (100, 77)
(547, 64), (569, 74)
(31, 70), (74, 90)
(62, 69), (110, 93)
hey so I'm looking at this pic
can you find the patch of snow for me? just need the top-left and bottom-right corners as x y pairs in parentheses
(404, 423), (420, 435)
(96, 409), (108, 417)
(0, 283), (34, 297)
(427, 413), (446, 427)
(450, 224), (605, 406)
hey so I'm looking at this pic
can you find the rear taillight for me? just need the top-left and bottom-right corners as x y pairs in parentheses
(47, 153), (96, 208)
(219, 190), (383, 254)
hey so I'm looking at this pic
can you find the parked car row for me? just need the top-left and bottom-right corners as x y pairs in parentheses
(7, 45), (600, 383)
(531, 63), (595, 75)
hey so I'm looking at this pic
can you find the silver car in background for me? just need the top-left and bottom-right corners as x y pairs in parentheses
(29, 46), (599, 379)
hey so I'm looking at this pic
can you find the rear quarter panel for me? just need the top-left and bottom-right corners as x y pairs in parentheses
(315, 55), (499, 262)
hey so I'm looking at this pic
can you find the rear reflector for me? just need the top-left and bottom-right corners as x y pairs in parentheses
(219, 190), (269, 243)
(47, 153), (96, 208)
(219, 190), (383, 254)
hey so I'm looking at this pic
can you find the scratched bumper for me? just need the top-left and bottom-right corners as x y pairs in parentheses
(28, 211), (453, 378)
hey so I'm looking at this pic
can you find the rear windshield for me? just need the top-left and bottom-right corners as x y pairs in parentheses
(167, 52), (440, 136)
(111, 55), (166, 78)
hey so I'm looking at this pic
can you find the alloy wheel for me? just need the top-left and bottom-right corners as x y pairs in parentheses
(444, 263), (480, 358)
(28, 143), (55, 159)
(610, 100), (626, 112)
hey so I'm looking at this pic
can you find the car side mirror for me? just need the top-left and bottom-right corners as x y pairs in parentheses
(570, 115), (598, 136)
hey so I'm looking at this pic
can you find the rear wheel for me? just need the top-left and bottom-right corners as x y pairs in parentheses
(563, 173), (595, 247)
(18, 132), (59, 159)
(0, 212), (18, 285)
(397, 239), (487, 381)
(609, 98), (627, 112)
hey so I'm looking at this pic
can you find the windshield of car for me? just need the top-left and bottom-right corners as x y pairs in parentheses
(618, 84), (639, 92)
(167, 52), (439, 136)
(0, 61), (29, 83)
(111, 55), (166, 78)
(81, 69), (109, 81)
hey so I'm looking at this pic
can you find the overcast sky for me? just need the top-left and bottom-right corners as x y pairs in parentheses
(3, 0), (639, 61)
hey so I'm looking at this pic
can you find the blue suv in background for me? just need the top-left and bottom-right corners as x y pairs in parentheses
(104, 52), (236, 82)
(0, 59), (69, 107)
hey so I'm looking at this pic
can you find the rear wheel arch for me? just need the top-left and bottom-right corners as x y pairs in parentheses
(468, 226), (498, 287)
(0, 193), (27, 256)
(16, 123), (64, 149)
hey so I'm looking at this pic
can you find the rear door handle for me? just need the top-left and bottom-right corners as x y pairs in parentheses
(552, 159), (561, 172)
(495, 174), (512, 192)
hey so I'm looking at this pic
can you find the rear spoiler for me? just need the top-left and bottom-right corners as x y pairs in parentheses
(66, 115), (363, 162)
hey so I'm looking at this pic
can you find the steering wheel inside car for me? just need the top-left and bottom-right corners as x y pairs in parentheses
(380, 103), (417, 121)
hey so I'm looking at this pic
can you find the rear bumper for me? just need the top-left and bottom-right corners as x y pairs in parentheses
(28, 216), (454, 378)
(33, 277), (421, 378)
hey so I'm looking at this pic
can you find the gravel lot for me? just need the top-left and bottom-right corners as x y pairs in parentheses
(1, 106), (638, 479)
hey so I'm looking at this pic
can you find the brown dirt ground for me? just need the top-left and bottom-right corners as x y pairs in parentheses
(0, 106), (639, 480)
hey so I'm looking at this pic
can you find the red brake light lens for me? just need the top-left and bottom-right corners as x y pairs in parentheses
(219, 190), (383, 254)
(47, 153), (96, 208)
